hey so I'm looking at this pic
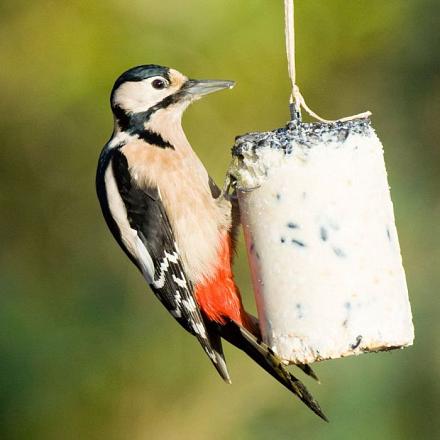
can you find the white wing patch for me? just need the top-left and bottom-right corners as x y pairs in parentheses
(104, 165), (155, 283)
(104, 166), (185, 292)
(192, 322), (207, 339)
(170, 290), (183, 318)
(182, 297), (197, 312)
(172, 273), (187, 288)
(204, 346), (217, 361)
(152, 250), (180, 289)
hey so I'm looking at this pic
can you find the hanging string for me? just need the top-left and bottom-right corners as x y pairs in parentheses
(284, 0), (300, 119)
(284, 0), (371, 123)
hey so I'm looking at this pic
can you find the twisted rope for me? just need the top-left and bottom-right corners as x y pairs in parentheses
(284, 0), (371, 122)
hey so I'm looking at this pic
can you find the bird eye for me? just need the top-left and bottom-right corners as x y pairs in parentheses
(152, 78), (167, 90)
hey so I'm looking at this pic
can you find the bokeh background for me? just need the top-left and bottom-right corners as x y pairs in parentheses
(1, 0), (439, 439)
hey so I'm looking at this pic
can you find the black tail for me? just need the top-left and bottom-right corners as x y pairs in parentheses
(218, 319), (328, 422)
(296, 363), (320, 382)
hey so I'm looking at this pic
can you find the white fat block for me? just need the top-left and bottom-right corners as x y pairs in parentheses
(229, 119), (414, 364)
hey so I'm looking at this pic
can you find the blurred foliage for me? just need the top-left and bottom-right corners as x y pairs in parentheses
(1, 0), (439, 439)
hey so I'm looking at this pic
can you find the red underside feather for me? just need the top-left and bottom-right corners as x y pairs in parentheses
(195, 234), (251, 330)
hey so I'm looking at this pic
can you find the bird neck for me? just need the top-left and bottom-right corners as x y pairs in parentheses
(144, 106), (191, 153)
(113, 104), (195, 154)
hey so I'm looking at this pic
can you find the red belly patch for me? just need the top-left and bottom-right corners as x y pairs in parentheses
(195, 234), (247, 327)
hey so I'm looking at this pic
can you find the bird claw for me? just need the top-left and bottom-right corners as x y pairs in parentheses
(222, 174), (238, 201)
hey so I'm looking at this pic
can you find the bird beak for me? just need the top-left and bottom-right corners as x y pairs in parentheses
(183, 79), (235, 98)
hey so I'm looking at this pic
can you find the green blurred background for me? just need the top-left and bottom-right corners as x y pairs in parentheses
(1, 0), (439, 439)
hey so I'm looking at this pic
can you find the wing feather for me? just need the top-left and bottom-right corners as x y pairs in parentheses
(109, 148), (230, 381)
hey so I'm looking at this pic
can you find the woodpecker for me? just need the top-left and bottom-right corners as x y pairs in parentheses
(96, 64), (327, 421)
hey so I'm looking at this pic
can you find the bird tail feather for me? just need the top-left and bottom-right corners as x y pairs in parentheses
(204, 324), (231, 384)
(245, 312), (320, 382)
(219, 319), (328, 422)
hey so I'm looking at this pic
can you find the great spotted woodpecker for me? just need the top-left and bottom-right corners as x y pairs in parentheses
(96, 65), (327, 421)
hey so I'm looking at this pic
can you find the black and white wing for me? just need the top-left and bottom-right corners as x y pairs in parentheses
(96, 147), (230, 382)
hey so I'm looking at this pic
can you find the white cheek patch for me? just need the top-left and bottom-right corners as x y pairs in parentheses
(114, 77), (178, 114)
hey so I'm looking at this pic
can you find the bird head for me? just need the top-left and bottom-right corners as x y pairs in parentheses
(110, 64), (234, 133)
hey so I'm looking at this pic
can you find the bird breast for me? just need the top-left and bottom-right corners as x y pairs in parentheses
(121, 139), (232, 285)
